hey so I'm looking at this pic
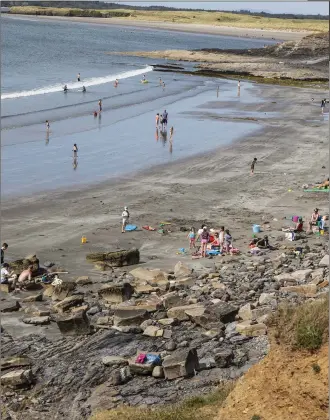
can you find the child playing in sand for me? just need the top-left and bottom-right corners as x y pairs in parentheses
(224, 229), (232, 253)
(250, 157), (257, 175)
(187, 227), (196, 249)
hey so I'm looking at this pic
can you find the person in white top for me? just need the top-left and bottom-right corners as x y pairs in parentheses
(1, 263), (18, 289)
(219, 226), (225, 252)
(121, 206), (130, 233)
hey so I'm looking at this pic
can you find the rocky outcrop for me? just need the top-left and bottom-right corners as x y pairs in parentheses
(86, 248), (140, 267)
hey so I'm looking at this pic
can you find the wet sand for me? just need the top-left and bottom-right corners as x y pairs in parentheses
(1, 83), (328, 281)
(6, 14), (310, 41)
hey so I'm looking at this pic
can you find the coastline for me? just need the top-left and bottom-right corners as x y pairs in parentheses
(4, 14), (311, 41)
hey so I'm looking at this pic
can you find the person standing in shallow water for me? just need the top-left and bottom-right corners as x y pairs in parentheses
(77, 73), (81, 82)
(73, 143), (78, 157)
(98, 99), (102, 112)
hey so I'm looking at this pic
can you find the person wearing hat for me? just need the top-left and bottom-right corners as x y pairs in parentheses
(121, 206), (130, 233)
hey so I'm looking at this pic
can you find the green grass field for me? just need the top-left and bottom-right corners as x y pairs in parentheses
(9, 6), (329, 32)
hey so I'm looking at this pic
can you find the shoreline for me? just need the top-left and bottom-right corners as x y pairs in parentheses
(2, 83), (328, 273)
(4, 14), (311, 41)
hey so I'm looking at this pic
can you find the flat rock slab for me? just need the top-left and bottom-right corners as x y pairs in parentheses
(113, 308), (148, 327)
(22, 316), (51, 326)
(75, 276), (92, 285)
(22, 294), (43, 303)
(0, 300), (21, 313)
(102, 356), (128, 367)
(236, 321), (267, 337)
(53, 295), (85, 313)
(167, 304), (204, 321)
(98, 283), (134, 304)
(1, 356), (32, 371)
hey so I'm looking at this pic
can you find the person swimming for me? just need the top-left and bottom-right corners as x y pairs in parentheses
(63, 85), (68, 92)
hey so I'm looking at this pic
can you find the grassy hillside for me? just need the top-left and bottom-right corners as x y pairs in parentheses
(9, 6), (329, 32)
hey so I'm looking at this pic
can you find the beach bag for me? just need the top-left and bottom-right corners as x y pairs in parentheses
(135, 353), (146, 364)
(146, 354), (161, 365)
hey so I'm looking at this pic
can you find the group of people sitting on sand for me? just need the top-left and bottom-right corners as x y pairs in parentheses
(187, 225), (236, 258)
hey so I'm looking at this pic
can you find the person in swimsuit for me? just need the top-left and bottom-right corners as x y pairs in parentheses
(169, 127), (174, 138)
(63, 85), (68, 93)
(156, 113), (160, 127)
(238, 80), (241, 88)
(98, 99), (102, 112)
(114, 79), (119, 87)
(200, 226), (210, 257)
(187, 227), (196, 249)
(162, 110), (168, 130)
(159, 77), (162, 85)
(250, 157), (257, 175)
(142, 75), (146, 81)
(82, 86), (86, 93)
(77, 73), (81, 82)
(219, 226), (225, 252)
(73, 143), (78, 157)
(46, 120), (50, 130)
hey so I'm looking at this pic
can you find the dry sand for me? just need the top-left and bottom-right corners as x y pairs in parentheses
(6, 14), (310, 41)
(2, 83), (328, 280)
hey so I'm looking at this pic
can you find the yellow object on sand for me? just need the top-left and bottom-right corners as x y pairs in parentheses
(288, 189), (292, 192)
(81, 236), (87, 244)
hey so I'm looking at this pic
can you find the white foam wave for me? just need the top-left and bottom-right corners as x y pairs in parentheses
(1, 66), (153, 100)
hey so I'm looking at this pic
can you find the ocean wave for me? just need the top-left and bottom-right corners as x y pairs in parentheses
(1, 66), (153, 100)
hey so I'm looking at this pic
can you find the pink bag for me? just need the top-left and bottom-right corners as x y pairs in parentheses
(135, 353), (146, 364)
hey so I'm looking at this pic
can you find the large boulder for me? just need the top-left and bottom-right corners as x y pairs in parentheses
(174, 261), (192, 278)
(258, 293), (276, 306)
(1, 369), (33, 388)
(113, 308), (149, 327)
(162, 348), (199, 380)
(290, 269), (313, 282)
(130, 267), (169, 285)
(210, 302), (239, 323)
(86, 248), (140, 267)
(238, 303), (253, 321)
(56, 311), (91, 336)
(52, 282), (76, 301)
(98, 283), (134, 303)
(53, 295), (85, 314)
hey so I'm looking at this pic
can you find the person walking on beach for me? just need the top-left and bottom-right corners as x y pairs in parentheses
(73, 143), (78, 157)
(98, 99), (102, 112)
(156, 113), (160, 127)
(250, 157), (257, 175)
(162, 82), (166, 90)
(77, 73), (81, 82)
(238, 80), (241, 88)
(321, 98), (326, 114)
(169, 126), (174, 139)
(46, 120), (50, 130)
(162, 109), (168, 130)
(159, 77), (162, 85)
(121, 206), (130, 233)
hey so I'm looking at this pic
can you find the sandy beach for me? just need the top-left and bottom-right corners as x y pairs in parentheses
(5, 14), (311, 41)
(2, 82), (328, 278)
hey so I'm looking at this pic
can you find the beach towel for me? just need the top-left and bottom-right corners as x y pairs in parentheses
(125, 224), (137, 231)
(142, 226), (155, 231)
